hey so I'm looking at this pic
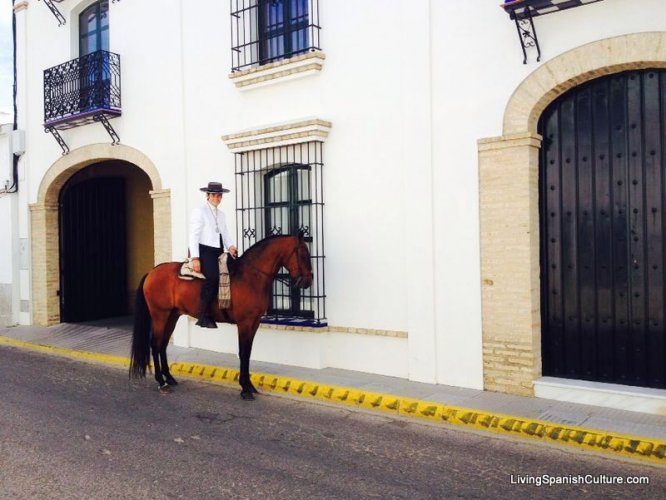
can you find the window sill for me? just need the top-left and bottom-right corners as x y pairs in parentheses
(259, 322), (408, 338)
(228, 51), (326, 90)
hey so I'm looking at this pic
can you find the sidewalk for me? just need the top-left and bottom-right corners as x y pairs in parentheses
(1, 317), (665, 466)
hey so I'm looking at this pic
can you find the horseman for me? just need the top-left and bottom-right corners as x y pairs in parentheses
(189, 181), (238, 328)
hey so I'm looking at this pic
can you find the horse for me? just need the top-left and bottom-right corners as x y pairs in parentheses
(129, 233), (313, 400)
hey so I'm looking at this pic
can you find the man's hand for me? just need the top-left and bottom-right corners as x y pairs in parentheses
(229, 245), (238, 258)
(192, 258), (201, 273)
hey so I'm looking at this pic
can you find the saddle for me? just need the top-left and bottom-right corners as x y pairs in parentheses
(179, 258), (206, 280)
(178, 254), (232, 309)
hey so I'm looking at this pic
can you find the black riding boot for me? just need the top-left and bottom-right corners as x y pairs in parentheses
(196, 305), (217, 328)
(196, 289), (217, 329)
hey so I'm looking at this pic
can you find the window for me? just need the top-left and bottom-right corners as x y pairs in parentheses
(78, 1), (111, 113)
(265, 165), (313, 318)
(230, 0), (321, 72)
(79, 1), (109, 56)
(234, 142), (326, 326)
(258, 0), (310, 63)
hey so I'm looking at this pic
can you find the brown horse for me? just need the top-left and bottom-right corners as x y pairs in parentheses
(129, 234), (313, 399)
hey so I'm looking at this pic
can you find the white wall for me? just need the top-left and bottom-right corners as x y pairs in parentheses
(0, 122), (19, 326)
(13, 0), (666, 388)
(0, 123), (13, 285)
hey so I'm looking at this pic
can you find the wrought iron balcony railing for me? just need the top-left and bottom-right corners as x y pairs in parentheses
(43, 50), (121, 130)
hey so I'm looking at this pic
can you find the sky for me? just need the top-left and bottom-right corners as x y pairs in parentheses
(0, 1), (13, 116)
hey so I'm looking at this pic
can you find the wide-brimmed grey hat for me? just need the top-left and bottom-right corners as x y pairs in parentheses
(200, 181), (230, 193)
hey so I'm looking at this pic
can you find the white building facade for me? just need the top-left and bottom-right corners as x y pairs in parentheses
(5, 0), (666, 410)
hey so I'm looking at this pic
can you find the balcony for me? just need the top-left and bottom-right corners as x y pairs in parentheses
(501, 0), (606, 63)
(43, 50), (121, 130)
(502, 0), (605, 20)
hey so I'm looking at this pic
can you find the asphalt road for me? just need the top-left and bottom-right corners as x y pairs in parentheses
(1, 346), (665, 499)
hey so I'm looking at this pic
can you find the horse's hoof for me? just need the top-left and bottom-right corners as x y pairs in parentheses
(166, 377), (179, 386)
(249, 385), (259, 394)
(158, 384), (173, 394)
(240, 391), (255, 401)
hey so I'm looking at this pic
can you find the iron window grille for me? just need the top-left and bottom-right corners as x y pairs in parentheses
(234, 142), (326, 326)
(230, 0), (321, 72)
(43, 50), (121, 129)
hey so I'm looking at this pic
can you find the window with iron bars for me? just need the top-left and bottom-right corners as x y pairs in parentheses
(230, 0), (321, 72)
(234, 142), (326, 326)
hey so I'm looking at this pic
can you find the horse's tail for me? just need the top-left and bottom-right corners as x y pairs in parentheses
(129, 273), (151, 379)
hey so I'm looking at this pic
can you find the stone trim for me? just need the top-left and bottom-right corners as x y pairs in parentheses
(150, 189), (172, 265)
(29, 202), (60, 326)
(480, 32), (666, 397)
(229, 51), (326, 90)
(479, 132), (542, 397)
(260, 323), (408, 338)
(504, 32), (666, 135)
(478, 132), (542, 151)
(222, 118), (332, 152)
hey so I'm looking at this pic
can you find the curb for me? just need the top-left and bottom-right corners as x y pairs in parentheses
(2, 335), (665, 465)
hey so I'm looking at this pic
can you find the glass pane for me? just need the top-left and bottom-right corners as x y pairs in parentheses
(100, 1), (109, 29)
(100, 27), (110, 51)
(80, 37), (93, 56)
(268, 207), (289, 234)
(263, 35), (284, 60)
(290, 0), (308, 24)
(85, 12), (97, 35)
(296, 168), (311, 201)
(268, 171), (289, 203)
(291, 28), (308, 52)
(265, 0), (284, 30)
(298, 205), (311, 232)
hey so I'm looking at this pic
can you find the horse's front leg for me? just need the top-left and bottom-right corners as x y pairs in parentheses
(160, 347), (178, 386)
(238, 321), (260, 400)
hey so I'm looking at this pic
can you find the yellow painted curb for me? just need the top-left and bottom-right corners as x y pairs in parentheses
(2, 335), (665, 465)
(0, 335), (129, 367)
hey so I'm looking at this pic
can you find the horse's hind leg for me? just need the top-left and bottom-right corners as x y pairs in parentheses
(150, 310), (172, 391)
(160, 311), (181, 386)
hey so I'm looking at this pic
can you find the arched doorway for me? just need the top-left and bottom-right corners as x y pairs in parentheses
(539, 69), (666, 390)
(58, 160), (154, 322)
(479, 32), (666, 396)
(31, 144), (171, 326)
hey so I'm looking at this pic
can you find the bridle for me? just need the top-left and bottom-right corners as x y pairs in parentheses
(242, 241), (307, 287)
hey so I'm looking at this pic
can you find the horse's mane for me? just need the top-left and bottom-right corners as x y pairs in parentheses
(229, 235), (295, 277)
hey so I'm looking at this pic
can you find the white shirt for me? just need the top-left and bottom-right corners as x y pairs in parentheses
(189, 201), (236, 258)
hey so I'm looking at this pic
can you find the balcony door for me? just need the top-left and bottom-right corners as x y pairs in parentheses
(79, 1), (110, 113)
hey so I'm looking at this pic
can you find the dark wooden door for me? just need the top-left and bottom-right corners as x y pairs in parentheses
(59, 177), (127, 322)
(539, 69), (666, 389)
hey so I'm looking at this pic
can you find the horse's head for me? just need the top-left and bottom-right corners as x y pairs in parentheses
(284, 233), (313, 289)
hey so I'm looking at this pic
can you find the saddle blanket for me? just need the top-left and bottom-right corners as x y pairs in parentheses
(178, 254), (231, 309)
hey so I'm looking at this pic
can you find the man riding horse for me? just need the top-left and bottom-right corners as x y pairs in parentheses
(189, 181), (238, 328)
